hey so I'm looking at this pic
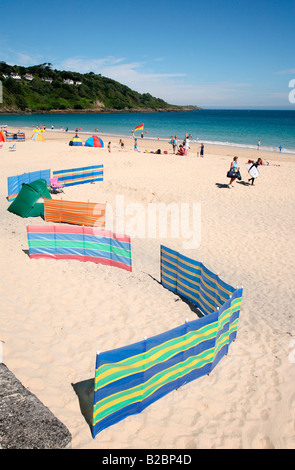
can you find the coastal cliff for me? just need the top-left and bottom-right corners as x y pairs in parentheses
(0, 62), (201, 114)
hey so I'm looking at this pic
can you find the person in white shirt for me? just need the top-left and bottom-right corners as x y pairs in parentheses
(185, 137), (190, 154)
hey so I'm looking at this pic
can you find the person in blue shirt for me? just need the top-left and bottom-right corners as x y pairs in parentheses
(228, 156), (239, 188)
(172, 136), (178, 154)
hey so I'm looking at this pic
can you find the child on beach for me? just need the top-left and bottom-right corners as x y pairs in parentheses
(108, 142), (111, 153)
(134, 138), (138, 151)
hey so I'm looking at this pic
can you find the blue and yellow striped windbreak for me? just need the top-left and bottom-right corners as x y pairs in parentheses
(160, 245), (236, 315)
(7, 169), (51, 201)
(53, 165), (103, 187)
(92, 247), (242, 437)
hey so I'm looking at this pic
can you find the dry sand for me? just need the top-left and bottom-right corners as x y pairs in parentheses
(1, 128), (295, 449)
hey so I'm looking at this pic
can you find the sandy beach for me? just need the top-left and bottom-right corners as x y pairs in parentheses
(1, 127), (295, 449)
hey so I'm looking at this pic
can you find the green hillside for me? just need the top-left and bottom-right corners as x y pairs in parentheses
(0, 62), (200, 113)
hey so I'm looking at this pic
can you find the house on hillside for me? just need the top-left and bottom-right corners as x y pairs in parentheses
(25, 73), (34, 81)
(63, 79), (74, 85)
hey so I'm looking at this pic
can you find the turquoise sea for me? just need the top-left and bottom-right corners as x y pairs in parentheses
(1, 109), (295, 154)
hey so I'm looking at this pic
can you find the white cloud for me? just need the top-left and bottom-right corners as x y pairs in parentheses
(275, 68), (295, 75)
(56, 56), (288, 107)
(58, 56), (187, 101)
(59, 56), (186, 81)
(57, 55), (186, 100)
(143, 81), (253, 106)
(59, 56), (126, 74)
(2, 49), (43, 66)
(15, 52), (41, 66)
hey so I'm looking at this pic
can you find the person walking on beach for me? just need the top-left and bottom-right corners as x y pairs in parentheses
(257, 139), (261, 150)
(228, 156), (240, 188)
(134, 138), (138, 151)
(248, 158), (262, 185)
(108, 141), (111, 153)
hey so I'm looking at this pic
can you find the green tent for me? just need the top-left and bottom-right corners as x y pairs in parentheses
(7, 179), (52, 217)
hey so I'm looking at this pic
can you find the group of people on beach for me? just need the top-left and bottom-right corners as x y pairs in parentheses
(105, 131), (207, 156)
(169, 134), (205, 157)
(107, 138), (126, 152)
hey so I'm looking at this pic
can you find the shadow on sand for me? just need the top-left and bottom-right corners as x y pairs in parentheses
(216, 180), (251, 188)
(71, 271), (206, 434)
(72, 378), (94, 434)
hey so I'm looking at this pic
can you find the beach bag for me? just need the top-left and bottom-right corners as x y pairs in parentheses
(227, 168), (241, 180)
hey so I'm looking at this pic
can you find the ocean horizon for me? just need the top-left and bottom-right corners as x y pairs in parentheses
(1, 109), (295, 154)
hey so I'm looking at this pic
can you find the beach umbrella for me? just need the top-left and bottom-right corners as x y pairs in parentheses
(84, 136), (104, 148)
(31, 131), (45, 141)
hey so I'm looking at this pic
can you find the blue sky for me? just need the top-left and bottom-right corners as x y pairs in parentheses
(1, 0), (294, 109)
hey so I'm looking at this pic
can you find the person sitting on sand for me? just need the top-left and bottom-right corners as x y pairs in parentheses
(177, 145), (185, 156)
